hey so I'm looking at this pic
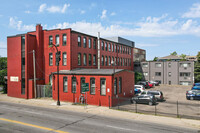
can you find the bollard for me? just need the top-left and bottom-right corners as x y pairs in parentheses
(135, 103), (137, 113)
(177, 101), (179, 118)
(155, 104), (157, 116)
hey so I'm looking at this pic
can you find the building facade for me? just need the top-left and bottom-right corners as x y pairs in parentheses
(134, 61), (194, 85)
(7, 24), (135, 106)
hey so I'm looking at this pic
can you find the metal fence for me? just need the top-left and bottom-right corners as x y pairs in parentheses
(36, 85), (52, 98)
(111, 97), (200, 120)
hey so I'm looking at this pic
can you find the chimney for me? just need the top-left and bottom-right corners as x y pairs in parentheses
(97, 32), (100, 69)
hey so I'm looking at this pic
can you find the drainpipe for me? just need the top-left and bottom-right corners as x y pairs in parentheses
(97, 32), (100, 69)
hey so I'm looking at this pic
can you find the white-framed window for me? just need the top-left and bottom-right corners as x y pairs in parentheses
(63, 77), (68, 92)
(155, 72), (161, 76)
(83, 54), (87, 65)
(93, 54), (96, 65)
(83, 37), (86, 48)
(90, 78), (95, 95)
(56, 35), (59, 45)
(62, 52), (67, 66)
(114, 78), (117, 95)
(108, 43), (111, 51)
(89, 38), (91, 48)
(78, 36), (81, 47)
(144, 72), (148, 76)
(49, 53), (53, 66)
(62, 34), (67, 45)
(142, 63), (148, 68)
(100, 78), (106, 95)
(155, 63), (161, 67)
(78, 53), (81, 65)
(168, 72), (171, 77)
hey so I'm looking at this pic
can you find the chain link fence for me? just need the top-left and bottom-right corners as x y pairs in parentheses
(36, 85), (52, 98)
(111, 97), (200, 120)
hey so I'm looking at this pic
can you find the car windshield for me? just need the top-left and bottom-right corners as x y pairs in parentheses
(148, 92), (159, 95)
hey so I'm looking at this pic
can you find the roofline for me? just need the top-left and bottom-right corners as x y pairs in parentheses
(7, 34), (26, 38)
(71, 30), (134, 48)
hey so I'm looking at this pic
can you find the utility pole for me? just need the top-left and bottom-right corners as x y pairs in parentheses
(33, 50), (37, 98)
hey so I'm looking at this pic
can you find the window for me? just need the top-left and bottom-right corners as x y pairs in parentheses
(168, 72), (171, 77)
(115, 57), (117, 66)
(83, 54), (87, 65)
(56, 35), (59, 45)
(89, 54), (92, 66)
(121, 46), (122, 53)
(83, 37), (86, 48)
(169, 81), (171, 85)
(72, 77), (76, 93)
(81, 77), (85, 93)
(49, 36), (53, 45)
(63, 77), (68, 92)
(112, 57), (114, 66)
(78, 53), (81, 65)
(62, 52), (67, 66)
(90, 78), (95, 95)
(49, 53), (53, 66)
(89, 38), (91, 48)
(93, 54), (96, 65)
(121, 57), (122, 66)
(62, 34), (67, 45)
(109, 56), (111, 66)
(155, 72), (161, 76)
(78, 36), (81, 47)
(144, 72), (148, 76)
(119, 77), (122, 94)
(93, 39), (96, 49)
(105, 56), (108, 66)
(21, 78), (25, 94)
(49, 75), (53, 86)
(112, 44), (114, 52)
(101, 41), (104, 50)
(180, 72), (191, 77)
(118, 57), (120, 66)
(180, 63), (191, 68)
(114, 78), (117, 95)
(105, 42), (107, 51)
(123, 58), (124, 66)
(100, 78), (106, 95)
(115, 45), (117, 52)
(155, 63), (161, 67)
(180, 81), (191, 85)
(108, 43), (111, 51)
(102, 55), (104, 66)
(123, 47), (125, 53)
(168, 63), (171, 68)
(22, 58), (25, 65)
(142, 63), (148, 68)
(118, 45), (119, 53)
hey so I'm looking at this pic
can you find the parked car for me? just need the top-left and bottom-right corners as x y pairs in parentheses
(147, 81), (153, 88)
(130, 94), (157, 105)
(137, 81), (150, 89)
(134, 88), (141, 94)
(139, 90), (164, 101)
(134, 85), (145, 92)
(186, 90), (200, 100)
(149, 81), (159, 86)
(191, 86), (200, 90)
(193, 83), (200, 86)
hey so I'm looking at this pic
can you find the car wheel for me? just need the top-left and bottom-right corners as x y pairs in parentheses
(190, 97), (194, 100)
(149, 102), (153, 106)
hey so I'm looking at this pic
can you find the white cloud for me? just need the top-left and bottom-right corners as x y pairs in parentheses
(90, 3), (96, 9)
(110, 12), (116, 16)
(25, 10), (31, 14)
(49, 14), (200, 37)
(39, 3), (47, 12)
(182, 3), (200, 18)
(80, 10), (86, 14)
(100, 10), (107, 19)
(136, 43), (159, 47)
(38, 3), (70, 13)
(9, 17), (35, 31)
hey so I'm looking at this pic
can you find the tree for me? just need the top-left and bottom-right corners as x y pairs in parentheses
(135, 72), (143, 84)
(170, 51), (177, 56)
(0, 57), (7, 85)
(194, 52), (200, 82)
(153, 57), (158, 61)
(180, 54), (186, 59)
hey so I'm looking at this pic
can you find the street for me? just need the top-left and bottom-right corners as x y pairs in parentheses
(0, 102), (198, 133)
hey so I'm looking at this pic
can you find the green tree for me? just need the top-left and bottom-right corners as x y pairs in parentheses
(194, 52), (200, 82)
(0, 57), (7, 85)
(170, 51), (177, 56)
(135, 72), (143, 84)
(180, 54), (186, 59)
(153, 57), (158, 61)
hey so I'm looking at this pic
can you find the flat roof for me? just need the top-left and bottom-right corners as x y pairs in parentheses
(53, 68), (133, 75)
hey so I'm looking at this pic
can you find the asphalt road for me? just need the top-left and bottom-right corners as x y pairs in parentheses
(0, 102), (198, 133)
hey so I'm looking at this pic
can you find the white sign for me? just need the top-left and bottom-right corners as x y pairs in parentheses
(10, 76), (19, 82)
(107, 88), (110, 92)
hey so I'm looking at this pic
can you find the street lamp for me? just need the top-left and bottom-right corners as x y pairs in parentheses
(49, 43), (61, 106)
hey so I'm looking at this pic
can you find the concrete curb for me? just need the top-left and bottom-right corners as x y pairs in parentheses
(0, 94), (199, 130)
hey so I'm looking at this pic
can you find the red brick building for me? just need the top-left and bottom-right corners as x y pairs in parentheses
(7, 24), (135, 107)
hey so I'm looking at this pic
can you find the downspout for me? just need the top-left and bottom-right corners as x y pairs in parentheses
(97, 32), (100, 69)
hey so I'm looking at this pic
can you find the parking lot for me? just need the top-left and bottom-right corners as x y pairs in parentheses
(112, 85), (200, 120)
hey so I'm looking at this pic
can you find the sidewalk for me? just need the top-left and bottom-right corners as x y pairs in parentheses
(0, 93), (199, 130)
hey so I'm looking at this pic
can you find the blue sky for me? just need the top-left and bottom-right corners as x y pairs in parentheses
(0, 0), (200, 60)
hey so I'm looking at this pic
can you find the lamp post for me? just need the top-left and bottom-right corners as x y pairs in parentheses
(49, 43), (60, 106)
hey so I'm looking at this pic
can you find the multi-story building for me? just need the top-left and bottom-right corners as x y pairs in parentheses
(7, 24), (135, 107)
(135, 61), (194, 85)
(133, 48), (146, 62)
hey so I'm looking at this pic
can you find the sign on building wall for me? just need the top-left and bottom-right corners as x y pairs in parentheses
(82, 83), (89, 92)
(10, 76), (19, 82)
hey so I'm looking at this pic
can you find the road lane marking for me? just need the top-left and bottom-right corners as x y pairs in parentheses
(0, 118), (69, 133)
(106, 125), (138, 132)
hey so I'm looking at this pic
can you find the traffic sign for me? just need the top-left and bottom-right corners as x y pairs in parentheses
(82, 83), (89, 92)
